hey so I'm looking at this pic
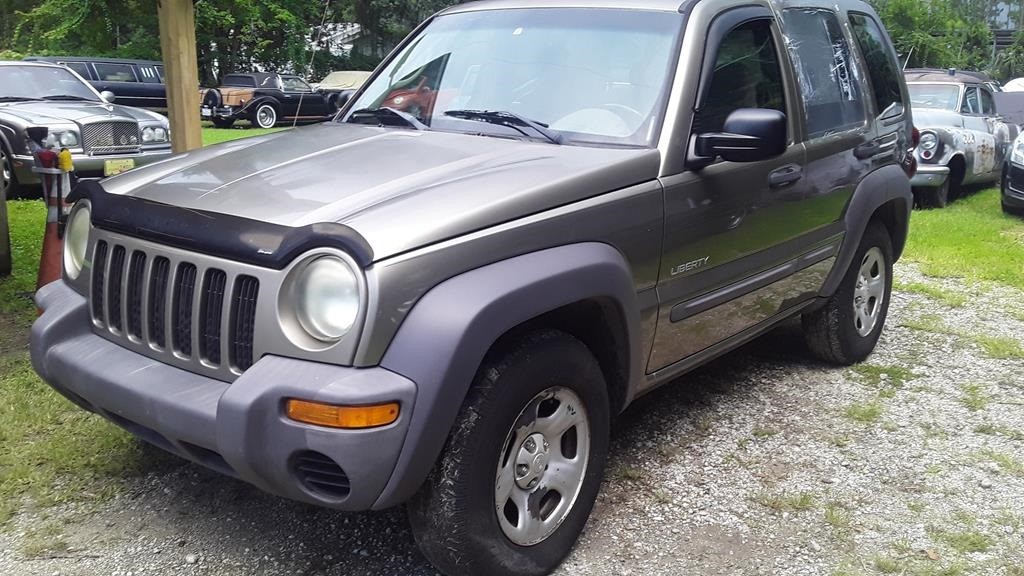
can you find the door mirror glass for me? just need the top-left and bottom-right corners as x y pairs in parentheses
(694, 108), (787, 163)
(100, 90), (116, 103)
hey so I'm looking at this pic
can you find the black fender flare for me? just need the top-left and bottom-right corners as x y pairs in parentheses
(371, 242), (642, 509)
(821, 164), (912, 297)
(240, 96), (280, 118)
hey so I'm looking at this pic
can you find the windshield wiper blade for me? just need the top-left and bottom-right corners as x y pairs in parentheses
(0, 96), (41, 102)
(348, 107), (427, 130)
(444, 109), (563, 144)
(42, 94), (94, 101)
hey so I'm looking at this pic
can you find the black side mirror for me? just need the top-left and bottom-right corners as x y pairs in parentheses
(691, 108), (787, 165)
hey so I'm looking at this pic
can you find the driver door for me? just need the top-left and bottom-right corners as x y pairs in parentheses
(281, 77), (326, 119)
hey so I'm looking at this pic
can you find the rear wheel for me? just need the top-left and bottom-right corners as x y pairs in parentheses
(211, 117), (235, 129)
(803, 221), (893, 365)
(408, 330), (610, 576)
(252, 104), (277, 129)
(919, 179), (950, 208)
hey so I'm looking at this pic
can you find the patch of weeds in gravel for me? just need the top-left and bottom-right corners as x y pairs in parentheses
(894, 281), (968, 307)
(928, 527), (993, 554)
(968, 333), (1024, 360)
(850, 364), (917, 398)
(752, 490), (816, 513)
(843, 400), (884, 424)
(823, 502), (852, 536)
(751, 425), (779, 439)
(959, 383), (990, 412)
(901, 314), (958, 335)
(979, 450), (1024, 476)
(19, 519), (69, 558)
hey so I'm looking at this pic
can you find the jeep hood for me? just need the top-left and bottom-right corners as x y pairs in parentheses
(101, 123), (660, 260)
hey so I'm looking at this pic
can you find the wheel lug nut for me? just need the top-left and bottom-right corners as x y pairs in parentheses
(528, 478), (538, 489)
(516, 464), (528, 476)
(524, 438), (536, 451)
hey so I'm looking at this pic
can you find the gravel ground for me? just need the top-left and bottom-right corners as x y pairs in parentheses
(2, 262), (1022, 576)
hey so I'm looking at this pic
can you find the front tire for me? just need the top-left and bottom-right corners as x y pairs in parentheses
(918, 179), (950, 208)
(408, 330), (610, 576)
(803, 221), (894, 365)
(1, 143), (24, 199)
(252, 104), (277, 129)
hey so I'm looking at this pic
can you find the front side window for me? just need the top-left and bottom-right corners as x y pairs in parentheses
(848, 12), (903, 117)
(696, 19), (786, 135)
(0, 65), (99, 101)
(782, 8), (866, 138)
(347, 8), (682, 147)
(94, 62), (137, 83)
(282, 77), (313, 92)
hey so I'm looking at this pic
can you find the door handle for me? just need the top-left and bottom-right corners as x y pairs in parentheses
(854, 141), (882, 159)
(768, 164), (803, 188)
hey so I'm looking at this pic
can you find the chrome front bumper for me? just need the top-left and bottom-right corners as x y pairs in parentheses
(12, 148), (173, 183)
(910, 164), (950, 188)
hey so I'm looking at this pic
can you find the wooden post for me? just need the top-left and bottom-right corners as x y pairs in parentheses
(158, 0), (202, 153)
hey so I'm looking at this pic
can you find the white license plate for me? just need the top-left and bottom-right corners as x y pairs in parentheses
(201, 107), (212, 118)
(104, 158), (135, 177)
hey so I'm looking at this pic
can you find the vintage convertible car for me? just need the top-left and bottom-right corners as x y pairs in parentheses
(200, 73), (335, 129)
(0, 61), (172, 198)
(314, 70), (373, 109)
(905, 68), (1019, 208)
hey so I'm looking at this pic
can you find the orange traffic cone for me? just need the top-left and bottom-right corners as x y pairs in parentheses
(35, 148), (62, 290)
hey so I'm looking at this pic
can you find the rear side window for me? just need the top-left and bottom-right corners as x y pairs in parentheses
(138, 66), (161, 83)
(848, 12), (904, 117)
(980, 89), (996, 114)
(222, 75), (257, 88)
(94, 62), (138, 82)
(62, 62), (91, 79)
(782, 8), (866, 138)
(697, 19), (786, 134)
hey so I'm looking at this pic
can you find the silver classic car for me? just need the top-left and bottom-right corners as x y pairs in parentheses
(0, 61), (172, 197)
(905, 68), (1019, 208)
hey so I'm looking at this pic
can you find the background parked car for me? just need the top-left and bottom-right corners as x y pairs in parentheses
(200, 73), (334, 128)
(905, 68), (1019, 208)
(1002, 132), (1024, 216)
(313, 70), (373, 109)
(0, 61), (172, 197)
(23, 56), (167, 113)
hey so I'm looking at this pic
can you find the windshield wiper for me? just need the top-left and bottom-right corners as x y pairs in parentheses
(348, 107), (427, 130)
(0, 96), (41, 102)
(42, 95), (94, 101)
(443, 109), (564, 145)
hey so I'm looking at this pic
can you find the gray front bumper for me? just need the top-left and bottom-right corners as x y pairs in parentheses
(910, 164), (950, 188)
(31, 280), (416, 511)
(13, 148), (173, 183)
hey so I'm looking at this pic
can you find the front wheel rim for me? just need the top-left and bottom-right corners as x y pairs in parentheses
(1, 149), (10, 196)
(494, 386), (590, 546)
(853, 246), (886, 337)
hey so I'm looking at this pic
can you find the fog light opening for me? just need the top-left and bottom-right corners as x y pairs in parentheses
(286, 399), (399, 429)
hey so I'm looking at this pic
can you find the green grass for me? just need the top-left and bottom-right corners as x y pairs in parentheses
(753, 490), (816, 513)
(201, 125), (285, 146)
(904, 188), (1024, 289)
(843, 401), (884, 424)
(969, 334), (1024, 359)
(0, 126), (267, 526)
(960, 383), (990, 412)
(894, 280), (968, 307)
(929, 528), (993, 554)
(980, 450), (1024, 477)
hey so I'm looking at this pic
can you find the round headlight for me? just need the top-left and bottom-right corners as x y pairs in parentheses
(63, 204), (91, 280)
(919, 132), (938, 151)
(58, 131), (79, 147)
(153, 127), (167, 142)
(141, 126), (155, 143)
(293, 256), (360, 342)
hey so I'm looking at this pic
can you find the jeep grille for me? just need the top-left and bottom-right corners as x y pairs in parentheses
(90, 236), (260, 377)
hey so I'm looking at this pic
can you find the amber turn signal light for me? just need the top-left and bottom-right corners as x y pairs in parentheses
(286, 399), (400, 429)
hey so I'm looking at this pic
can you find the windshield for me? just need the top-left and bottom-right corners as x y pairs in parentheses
(346, 8), (682, 147)
(908, 83), (961, 111)
(0, 65), (99, 101)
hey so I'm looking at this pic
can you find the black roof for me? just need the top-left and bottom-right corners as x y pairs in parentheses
(24, 56), (162, 66)
(904, 68), (997, 85)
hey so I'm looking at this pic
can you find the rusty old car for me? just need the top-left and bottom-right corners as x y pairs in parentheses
(905, 68), (1019, 208)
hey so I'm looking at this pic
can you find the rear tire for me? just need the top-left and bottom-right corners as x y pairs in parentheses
(408, 330), (610, 576)
(803, 221), (893, 365)
(211, 117), (235, 129)
(252, 104), (277, 129)
(920, 179), (950, 208)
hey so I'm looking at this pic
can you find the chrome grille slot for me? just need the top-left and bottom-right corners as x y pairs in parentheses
(81, 122), (141, 155)
(107, 246), (127, 332)
(126, 251), (147, 339)
(87, 230), (264, 382)
(199, 269), (227, 365)
(172, 263), (197, 357)
(230, 276), (259, 371)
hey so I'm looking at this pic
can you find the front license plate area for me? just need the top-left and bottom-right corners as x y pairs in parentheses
(104, 158), (136, 177)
